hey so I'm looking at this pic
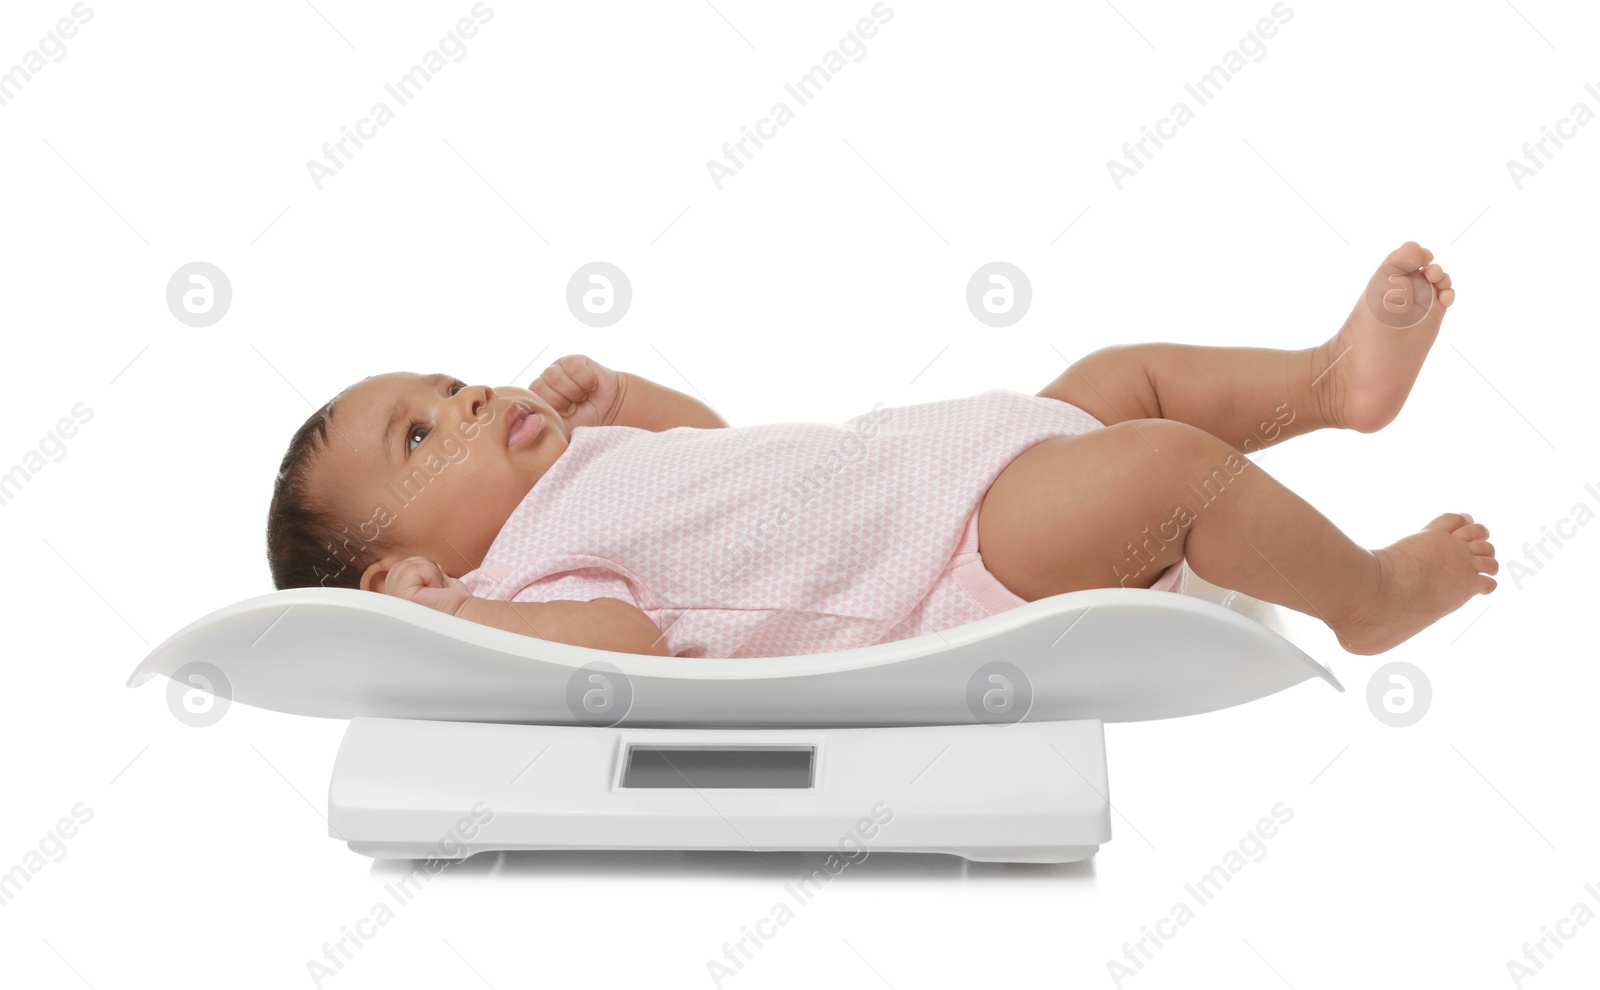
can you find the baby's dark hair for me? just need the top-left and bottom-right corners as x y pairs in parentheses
(265, 393), (394, 591)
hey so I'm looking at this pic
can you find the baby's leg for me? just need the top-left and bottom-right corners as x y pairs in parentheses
(1042, 342), (1324, 454)
(1039, 242), (1455, 452)
(977, 419), (1498, 654)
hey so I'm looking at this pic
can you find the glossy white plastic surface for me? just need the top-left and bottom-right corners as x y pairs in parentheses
(330, 718), (1111, 864)
(127, 561), (1342, 726)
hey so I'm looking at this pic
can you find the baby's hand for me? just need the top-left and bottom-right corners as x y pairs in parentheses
(529, 354), (626, 430)
(382, 556), (473, 617)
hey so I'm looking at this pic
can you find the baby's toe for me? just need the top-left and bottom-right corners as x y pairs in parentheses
(1457, 522), (1489, 541)
(1439, 287), (1456, 308)
(1389, 241), (1432, 270)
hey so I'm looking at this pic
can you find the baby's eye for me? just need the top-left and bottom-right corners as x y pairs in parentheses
(406, 423), (430, 453)
(406, 381), (468, 453)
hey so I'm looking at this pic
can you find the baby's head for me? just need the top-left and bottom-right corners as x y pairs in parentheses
(265, 371), (571, 592)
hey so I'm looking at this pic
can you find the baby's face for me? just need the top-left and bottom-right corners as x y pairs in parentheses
(315, 371), (571, 588)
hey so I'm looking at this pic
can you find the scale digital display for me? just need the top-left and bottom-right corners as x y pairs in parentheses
(621, 745), (815, 789)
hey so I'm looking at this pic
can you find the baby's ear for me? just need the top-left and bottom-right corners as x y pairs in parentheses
(359, 555), (402, 593)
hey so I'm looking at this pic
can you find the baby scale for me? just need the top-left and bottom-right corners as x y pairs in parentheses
(126, 563), (1340, 864)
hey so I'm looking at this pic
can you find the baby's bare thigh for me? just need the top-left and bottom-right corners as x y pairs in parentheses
(976, 421), (1198, 600)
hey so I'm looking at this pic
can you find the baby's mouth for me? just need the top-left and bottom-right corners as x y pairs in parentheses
(505, 403), (544, 447)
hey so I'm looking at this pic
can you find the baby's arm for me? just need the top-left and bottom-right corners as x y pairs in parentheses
(612, 372), (728, 431)
(379, 556), (669, 656)
(532, 355), (726, 431)
(456, 596), (670, 656)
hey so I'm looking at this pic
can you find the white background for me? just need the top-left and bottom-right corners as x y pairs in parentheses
(2, 0), (1597, 987)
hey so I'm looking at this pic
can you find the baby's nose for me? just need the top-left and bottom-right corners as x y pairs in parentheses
(466, 386), (493, 418)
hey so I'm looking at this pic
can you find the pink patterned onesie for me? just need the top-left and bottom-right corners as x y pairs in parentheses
(458, 388), (1181, 658)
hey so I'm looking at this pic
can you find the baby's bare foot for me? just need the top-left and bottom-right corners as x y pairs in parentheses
(1314, 241), (1456, 434)
(1332, 512), (1498, 655)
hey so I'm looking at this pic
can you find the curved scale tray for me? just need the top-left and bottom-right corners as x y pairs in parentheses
(126, 564), (1342, 726)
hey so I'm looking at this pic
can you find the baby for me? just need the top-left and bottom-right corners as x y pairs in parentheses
(265, 242), (1497, 659)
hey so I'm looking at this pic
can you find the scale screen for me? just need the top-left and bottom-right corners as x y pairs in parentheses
(622, 745), (815, 789)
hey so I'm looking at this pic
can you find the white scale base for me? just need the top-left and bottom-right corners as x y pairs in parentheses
(330, 717), (1112, 864)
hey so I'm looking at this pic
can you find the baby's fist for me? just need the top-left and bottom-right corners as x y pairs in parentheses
(529, 354), (625, 430)
(383, 556), (472, 617)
